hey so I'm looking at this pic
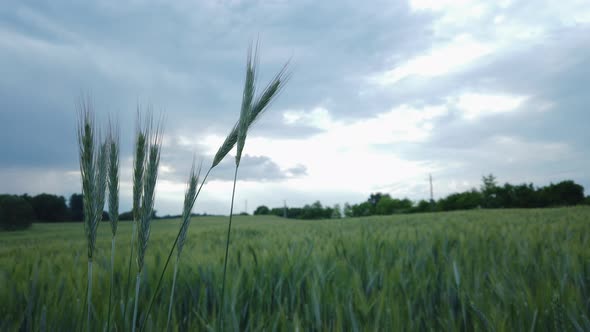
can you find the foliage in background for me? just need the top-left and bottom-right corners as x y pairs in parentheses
(0, 195), (35, 230)
(0, 176), (586, 227)
(255, 177), (588, 220)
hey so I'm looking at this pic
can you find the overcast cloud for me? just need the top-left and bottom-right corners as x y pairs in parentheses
(0, 0), (588, 215)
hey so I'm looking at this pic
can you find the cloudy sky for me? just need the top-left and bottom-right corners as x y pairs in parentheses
(1, 0), (589, 215)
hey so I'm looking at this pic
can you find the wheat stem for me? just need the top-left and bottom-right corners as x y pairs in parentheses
(107, 235), (115, 331)
(166, 257), (180, 331)
(140, 167), (211, 332)
(219, 166), (239, 331)
(87, 260), (93, 332)
(123, 220), (137, 327)
(131, 274), (141, 332)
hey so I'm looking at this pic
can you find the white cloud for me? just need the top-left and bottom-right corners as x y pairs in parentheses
(283, 107), (334, 130)
(409, 0), (490, 36)
(243, 105), (447, 197)
(372, 34), (496, 85)
(482, 136), (571, 163)
(453, 92), (528, 120)
(409, 0), (478, 12)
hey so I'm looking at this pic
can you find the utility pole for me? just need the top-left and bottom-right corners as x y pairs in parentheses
(245, 200), (248, 215)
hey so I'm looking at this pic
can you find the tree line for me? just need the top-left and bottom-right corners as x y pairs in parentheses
(253, 176), (589, 220)
(0, 193), (153, 230)
(1, 175), (588, 229)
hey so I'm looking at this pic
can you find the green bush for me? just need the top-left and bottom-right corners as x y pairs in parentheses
(0, 195), (35, 231)
(253, 205), (270, 215)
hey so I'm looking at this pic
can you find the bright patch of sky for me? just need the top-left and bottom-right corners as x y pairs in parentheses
(454, 93), (527, 120)
(372, 34), (495, 85)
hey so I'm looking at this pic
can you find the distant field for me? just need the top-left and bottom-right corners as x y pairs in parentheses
(1, 207), (589, 331)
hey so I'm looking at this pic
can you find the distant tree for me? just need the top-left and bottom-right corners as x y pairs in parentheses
(376, 196), (413, 214)
(119, 210), (153, 220)
(510, 183), (539, 208)
(351, 202), (372, 217)
(331, 204), (342, 219)
(397, 198), (413, 212)
(368, 193), (384, 214)
(69, 193), (84, 221)
(376, 195), (395, 215)
(30, 193), (68, 222)
(300, 201), (326, 219)
(585, 196), (590, 206)
(253, 205), (270, 215)
(539, 180), (585, 206)
(492, 184), (513, 208)
(286, 207), (303, 219)
(413, 200), (432, 213)
(343, 203), (353, 218)
(323, 205), (334, 219)
(438, 190), (482, 211)
(119, 210), (134, 221)
(270, 207), (284, 217)
(481, 174), (499, 208)
(0, 195), (35, 230)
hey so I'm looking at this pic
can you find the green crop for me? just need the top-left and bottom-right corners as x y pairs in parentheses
(1, 207), (589, 331)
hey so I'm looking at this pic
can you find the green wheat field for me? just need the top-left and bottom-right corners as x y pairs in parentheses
(1, 207), (589, 331)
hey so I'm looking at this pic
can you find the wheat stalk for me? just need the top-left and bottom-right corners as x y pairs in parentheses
(137, 136), (162, 272)
(218, 44), (289, 330)
(108, 120), (120, 237)
(77, 101), (95, 332)
(123, 111), (148, 326)
(166, 161), (202, 330)
(106, 119), (119, 332)
(132, 114), (163, 332)
(76, 97), (108, 332)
